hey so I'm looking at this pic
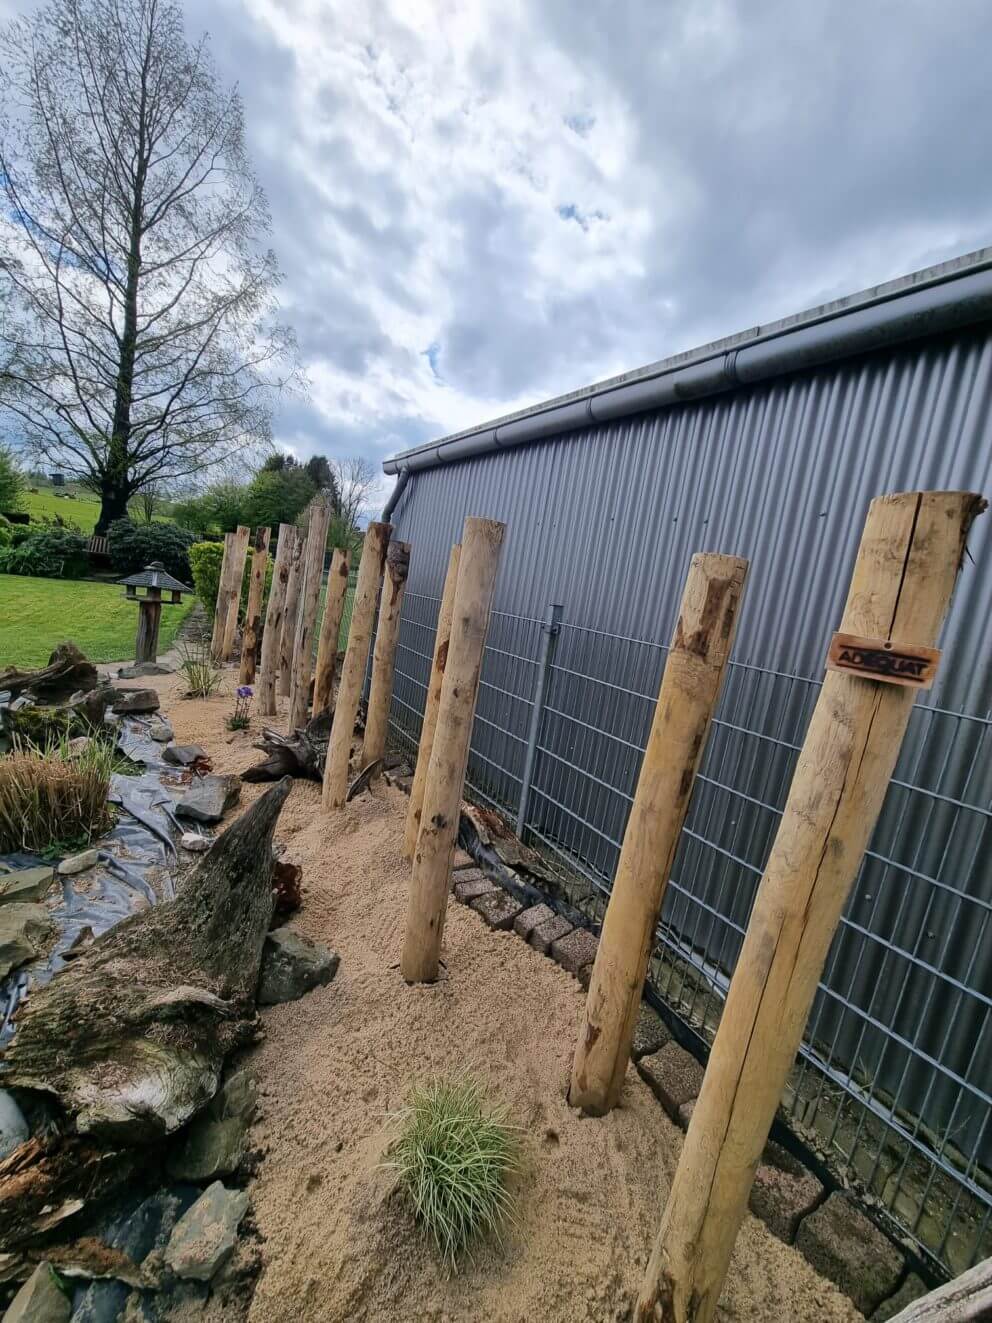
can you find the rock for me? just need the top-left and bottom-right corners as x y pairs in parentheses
(163, 744), (206, 768)
(3, 1262), (70, 1322)
(149, 721), (174, 743)
(257, 927), (339, 1006)
(112, 688), (160, 715)
(210, 1069), (258, 1124)
(117, 663), (172, 678)
(163, 1182), (249, 1282)
(166, 1115), (248, 1182)
(513, 903), (556, 941)
(528, 913), (573, 955)
(637, 1041), (705, 1121)
(451, 849), (475, 871)
(57, 849), (99, 876)
(180, 832), (211, 854)
(68, 1279), (128, 1322)
(872, 1273), (929, 1321)
(469, 889), (523, 930)
(453, 873), (496, 903)
(630, 1003), (671, 1060)
(66, 736), (92, 756)
(795, 1192), (904, 1315)
(175, 775), (241, 825)
(0, 867), (55, 905)
(0, 904), (54, 979)
(550, 926), (599, 974)
(749, 1139), (824, 1242)
(0, 1088), (29, 1159)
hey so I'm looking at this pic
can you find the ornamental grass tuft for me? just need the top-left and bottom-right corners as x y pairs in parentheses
(386, 1076), (518, 1269)
(0, 735), (115, 853)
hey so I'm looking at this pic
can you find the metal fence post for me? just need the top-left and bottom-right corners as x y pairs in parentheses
(516, 603), (563, 837)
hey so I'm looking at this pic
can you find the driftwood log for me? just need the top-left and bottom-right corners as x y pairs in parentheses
(0, 643), (98, 704)
(0, 779), (291, 1145)
(242, 710), (333, 782)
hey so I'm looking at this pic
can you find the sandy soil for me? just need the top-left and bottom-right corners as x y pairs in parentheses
(148, 669), (863, 1323)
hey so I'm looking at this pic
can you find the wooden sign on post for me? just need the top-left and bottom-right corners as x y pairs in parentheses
(826, 632), (940, 688)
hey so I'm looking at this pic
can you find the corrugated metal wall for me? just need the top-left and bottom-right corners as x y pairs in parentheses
(387, 324), (992, 1269)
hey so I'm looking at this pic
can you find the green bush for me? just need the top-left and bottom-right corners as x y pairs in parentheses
(0, 444), (25, 513)
(0, 516), (11, 549)
(107, 518), (195, 582)
(9, 522), (35, 546)
(0, 527), (88, 578)
(189, 539), (272, 620)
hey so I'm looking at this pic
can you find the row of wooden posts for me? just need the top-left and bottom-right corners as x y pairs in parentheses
(207, 489), (983, 1321)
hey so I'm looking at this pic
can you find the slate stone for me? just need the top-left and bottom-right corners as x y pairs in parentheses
(4, 1262), (70, 1322)
(175, 775), (240, 824)
(0, 1087), (30, 1158)
(112, 688), (160, 714)
(167, 1115), (248, 1182)
(637, 1041), (705, 1121)
(163, 744), (207, 768)
(180, 832), (211, 853)
(258, 927), (339, 1006)
(149, 721), (174, 743)
(209, 1069), (258, 1124)
(117, 663), (172, 678)
(163, 1182), (249, 1282)
(513, 903), (556, 941)
(0, 866), (54, 905)
(57, 849), (99, 876)
(68, 1279), (128, 1323)
(795, 1192), (904, 1315)
(0, 903), (54, 979)
(469, 889), (524, 930)
(528, 913), (573, 955)
(749, 1139), (824, 1242)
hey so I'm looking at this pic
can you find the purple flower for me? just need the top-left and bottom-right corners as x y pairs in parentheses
(236, 686), (253, 698)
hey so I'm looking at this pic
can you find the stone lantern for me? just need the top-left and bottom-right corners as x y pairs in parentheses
(118, 561), (192, 664)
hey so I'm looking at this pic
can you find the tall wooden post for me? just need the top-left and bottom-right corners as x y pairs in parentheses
(209, 533), (234, 660)
(401, 517), (505, 984)
(636, 490), (985, 1323)
(404, 543), (461, 859)
(312, 547), (351, 718)
(215, 525), (250, 663)
(362, 540), (411, 766)
(570, 553), (748, 1116)
(135, 590), (163, 663)
(288, 492), (334, 732)
(257, 524), (297, 717)
(239, 526), (271, 685)
(321, 522), (392, 810)
(278, 527), (306, 698)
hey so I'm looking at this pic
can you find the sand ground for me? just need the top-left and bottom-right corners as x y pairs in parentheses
(146, 668), (863, 1323)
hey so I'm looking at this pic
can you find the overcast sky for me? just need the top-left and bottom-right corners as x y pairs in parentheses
(6, 0), (992, 495)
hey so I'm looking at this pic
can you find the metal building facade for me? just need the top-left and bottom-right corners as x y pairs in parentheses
(382, 254), (992, 1275)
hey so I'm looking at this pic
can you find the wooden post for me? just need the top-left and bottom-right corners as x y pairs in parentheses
(401, 517), (505, 983)
(362, 540), (411, 767)
(209, 533), (235, 660)
(218, 525), (250, 663)
(134, 590), (163, 664)
(257, 524), (297, 717)
(321, 521), (392, 810)
(288, 492), (334, 732)
(238, 526), (271, 685)
(636, 490), (985, 1323)
(570, 553), (748, 1116)
(886, 1254), (992, 1322)
(404, 543), (461, 859)
(278, 527), (306, 698)
(312, 547), (351, 719)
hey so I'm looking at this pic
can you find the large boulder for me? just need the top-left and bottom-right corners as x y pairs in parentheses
(0, 867), (54, 906)
(257, 927), (339, 1006)
(163, 1182), (249, 1282)
(111, 688), (160, 715)
(175, 775), (240, 825)
(3, 1262), (70, 1322)
(0, 904), (54, 979)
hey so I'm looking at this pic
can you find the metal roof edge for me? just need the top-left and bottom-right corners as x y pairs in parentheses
(383, 246), (992, 476)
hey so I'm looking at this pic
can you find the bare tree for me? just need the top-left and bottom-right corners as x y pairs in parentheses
(0, 0), (300, 532)
(330, 455), (381, 531)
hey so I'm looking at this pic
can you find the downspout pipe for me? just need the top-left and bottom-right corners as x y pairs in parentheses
(381, 467), (410, 523)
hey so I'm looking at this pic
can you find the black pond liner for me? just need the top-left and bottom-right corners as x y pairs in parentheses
(0, 714), (200, 1048)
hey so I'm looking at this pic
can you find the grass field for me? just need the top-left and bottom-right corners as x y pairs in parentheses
(0, 576), (194, 670)
(20, 486), (102, 532)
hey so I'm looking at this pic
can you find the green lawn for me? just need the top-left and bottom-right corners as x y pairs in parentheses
(0, 576), (194, 669)
(21, 486), (102, 532)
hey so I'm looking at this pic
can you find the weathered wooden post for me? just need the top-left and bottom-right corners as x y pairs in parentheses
(569, 553), (748, 1116)
(239, 526), (271, 685)
(257, 524), (297, 717)
(218, 525), (250, 663)
(636, 490), (985, 1323)
(401, 517), (505, 984)
(288, 491), (334, 732)
(321, 521), (392, 809)
(404, 543), (461, 859)
(362, 540), (411, 767)
(278, 527), (306, 698)
(209, 532), (234, 660)
(312, 547), (351, 718)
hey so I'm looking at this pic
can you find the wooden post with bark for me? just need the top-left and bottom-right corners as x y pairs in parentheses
(257, 524), (297, 717)
(570, 553), (748, 1116)
(886, 1255), (992, 1322)
(404, 542), (461, 859)
(134, 588), (162, 664)
(401, 517), (505, 983)
(312, 547), (351, 718)
(217, 525), (250, 663)
(362, 539), (411, 766)
(322, 521), (392, 809)
(278, 526), (306, 698)
(288, 491), (334, 732)
(636, 490), (985, 1323)
(239, 526), (271, 685)
(209, 532), (234, 660)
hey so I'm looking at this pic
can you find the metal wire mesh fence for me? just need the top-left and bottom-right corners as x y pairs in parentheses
(387, 590), (992, 1278)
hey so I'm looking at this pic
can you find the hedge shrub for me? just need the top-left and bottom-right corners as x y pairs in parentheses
(0, 516), (11, 549)
(0, 527), (88, 578)
(107, 518), (195, 583)
(189, 539), (272, 620)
